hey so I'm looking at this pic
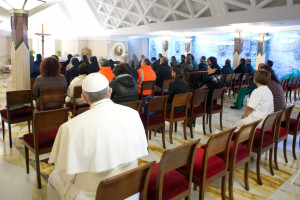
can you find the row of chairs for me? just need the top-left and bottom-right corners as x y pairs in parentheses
(223, 73), (251, 99)
(281, 76), (300, 102)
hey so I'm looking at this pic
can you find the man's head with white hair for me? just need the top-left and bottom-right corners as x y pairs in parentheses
(81, 73), (111, 105)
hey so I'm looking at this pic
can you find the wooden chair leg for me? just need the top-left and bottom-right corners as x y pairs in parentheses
(25, 146), (29, 174)
(189, 117), (193, 138)
(289, 90), (292, 103)
(175, 122), (177, 132)
(8, 123), (12, 148)
(209, 114), (212, 133)
(244, 162), (249, 191)
(202, 116), (206, 135)
(228, 89), (231, 99)
(149, 130), (151, 140)
(229, 168), (234, 200)
(154, 129), (157, 137)
(145, 130), (148, 141)
(206, 113), (208, 124)
(256, 152), (262, 185)
(221, 175), (226, 200)
(27, 121), (31, 133)
(274, 141), (279, 170)
(35, 154), (42, 189)
(269, 148), (274, 176)
(162, 126), (166, 149)
(169, 122), (173, 144)
(220, 112), (223, 130)
(183, 120), (187, 140)
(199, 184), (205, 200)
(283, 138), (288, 163)
(1, 120), (5, 140)
(292, 133), (297, 160)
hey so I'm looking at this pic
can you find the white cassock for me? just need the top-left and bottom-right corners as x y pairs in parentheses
(48, 98), (148, 200)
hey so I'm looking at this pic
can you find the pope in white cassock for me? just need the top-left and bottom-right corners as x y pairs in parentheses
(47, 73), (148, 200)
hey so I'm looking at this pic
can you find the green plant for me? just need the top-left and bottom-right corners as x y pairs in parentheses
(56, 50), (62, 57)
(74, 53), (80, 57)
(29, 49), (36, 56)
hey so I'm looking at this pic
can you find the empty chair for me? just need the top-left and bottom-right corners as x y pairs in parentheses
(139, 81), (155, 100)
(189, 89), (209, 136)
(37, 88), (64, 111)
(165, 92), (192, 144)
(23, 108), (69, 188)
(288, 77), (299, 102)
(120, 100), (143, 112)
(96, 161), (156, 200)
(66, 86), (89, 117)
(281, 77), (290, 102)
(1, 90), (33, 148)
(287, 111), (300, 160)
(147, 139), (200, 200)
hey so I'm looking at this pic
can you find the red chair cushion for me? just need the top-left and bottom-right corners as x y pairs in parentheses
(192, 106), (205, 115)
(142, 110), (164, 126)
(166, 111), (186, 119)
(266, 127), (288, 139)
(207, 104), (222, 113)
(216, 141), (250, 163)
(23, 128), (58, 149)
(0, 107), (32, 120)
(288, 84), (297, 90)
(252, 128), (274, 149)
(148, 163), (189, 200)
(288, 118), (300, 131)
(66, 102), (89, 110)
(225, 83), (231, 88)
(180, 147), (226, 179)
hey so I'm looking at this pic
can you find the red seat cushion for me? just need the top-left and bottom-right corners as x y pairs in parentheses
(180, 147), (226, 179)
(66, 102), (89, 110)
(192, 106), (205, 115)
(148, 163), (189, 200)
(288, 118), (300, 131)
(288, 84), (297, 90)
(252, 128), (274, 149)
(216, 141), (250, 163)
(142, 110), (164, 126)
(266, 127), (288, 139)
(207, 104), (222, 112)
(23, 128), (58, 149)
(234, 82), (240, 87)
(225, 83), (231, 87)
(166, 111), (186, 119)
(0, 107), (32, 120)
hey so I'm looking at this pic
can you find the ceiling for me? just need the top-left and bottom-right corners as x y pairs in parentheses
(0, 0), (300, 39)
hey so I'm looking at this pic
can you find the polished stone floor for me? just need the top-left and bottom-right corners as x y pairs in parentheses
(0, 72), (300, 200)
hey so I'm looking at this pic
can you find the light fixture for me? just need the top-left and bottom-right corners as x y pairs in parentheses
(183, 38), (192, 43)
(0, 0), (45, 10)
(254, 35), (271, 42)
(228, 32), (250, 38)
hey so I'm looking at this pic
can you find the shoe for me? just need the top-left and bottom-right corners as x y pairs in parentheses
(230, 106), (238, 109)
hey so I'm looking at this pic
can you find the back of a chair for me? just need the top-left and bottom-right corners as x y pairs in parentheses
(275, 105), (295, 141)
(6, 90), (33, 120)
(191, 89), (208, 115)
(233, 73), (241, 82)
(148, 96), (168, 114)
(221, 74), (226, 83)
(33, 108), (69, 151)
(209, 88), (225, 106)
(156, 139), (200, 200)
(225, 74), (234, 88)
(73, 86), (82, 99)
(282, 77), (290, 91)
(259, 111), (282, 142)
(140, 81), (155, 98)
(161, 79), (174, 96)
(96, 161), (156, 200)
(121, 100), (143, 112)
(39, 88), (64, 110)
(169, 92), (192, 119)
(241, 73), (249, 85)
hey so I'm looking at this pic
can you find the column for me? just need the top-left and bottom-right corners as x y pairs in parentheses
(10, 9), (30, 90)
(184, 36), (192, 55)
(255, 33), (267, 69)
(162, 39), (168, 57)
(232, 31), (244, 70)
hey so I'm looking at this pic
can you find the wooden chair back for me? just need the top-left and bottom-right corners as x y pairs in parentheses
(241, 73), (249, 86)
(155, 139), (200, 200)
(169, 92), (192, 120)
(161, 79), (174, 96)
(96, 161), (156, 200)
(209, 88), (225, 107)
(191, 89), (208, 115)
(39, 88), (64, 110)
(73, 86), (82, 99)
(281, 77), (290, 91)
(140, 81), (155, 99)
(221, 74), (226, 83)
(233, 73), (241, 82)
(147, 96), (168, 114)
(291, 76), (298, 86)
(121, 100), (143, 112)
(259, 111), (282, 140)
(275, 105), (295, 141)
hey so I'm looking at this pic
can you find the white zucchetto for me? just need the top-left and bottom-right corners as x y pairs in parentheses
(82, 73), (109, 92)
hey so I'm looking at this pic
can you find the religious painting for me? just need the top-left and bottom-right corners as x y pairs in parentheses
(114, 45), (123, 56)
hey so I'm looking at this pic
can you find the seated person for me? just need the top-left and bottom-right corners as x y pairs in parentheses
(235, 70), (274, 129)
(199, 57), (223, 105)
(30, 54), (40, 78)
(182, 54), (193, 73)
(234, 58), (247, 81)
(65, 63), (90, 105)
(222, 59), (234, 74)
(61, 54), (72, 71)
(167, 65), (188, 112)
(109, 64), (138, 103)
(99, 58), (115, 82)
(137, 58), (156, 96)
(154, 57), (172, 92)
(198, 56), (208, 70)
(34, 53), (42, 66)
(120, 56), (138, 82)
(33, 57), (67, 109)
(65, 57), (80, 86)
(89, 56), (100, 73)
(170, 56), (180, 66)
(47, 73), (148, 200)
(79, 54), (89, 65)
(246, 59), (254, 76)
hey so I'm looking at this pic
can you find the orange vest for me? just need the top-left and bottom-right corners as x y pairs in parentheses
(137, 65), (156, 95)
(99, 67), (115, 82)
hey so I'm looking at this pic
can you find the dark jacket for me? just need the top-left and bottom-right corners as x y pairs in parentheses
(109, 74), (138, 103)
(65, 58), (79, 86)
(125, 63), (138, 82)
(90, 56), (100, 73)
(234, 64), (247, 79)
(222, 64), (234, 74)
(30, 55), (40, 78)
(167, 80), (188, 112)
(198, 62), (208, 70)
(79, 55), (89, 65)
(171, 60), (180, 66)
(152, 59), (160, 72)
(155, 63), (172, 88)
(62, 54), (72, 71)
(246, 64), (254, 76)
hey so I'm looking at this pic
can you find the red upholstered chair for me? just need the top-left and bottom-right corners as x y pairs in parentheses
(281, 77), (290, 102)
(36, 88), (64, 111)
(141, 96), (168, 148)
(147, 139), (200, 200)
(165, 92), (192, 144)
(227, 120), (261, 200)
(23, 108), (69, 188)
(206, 88), (225, 133)
(240, 73), (249, 88)
(178, 127), (236, 200)
(249, 111), (281, 185)
(154, 79), (174, 96)
(1, 90), (33, 148)
(231, 73), (241, 98)
(224, 74), (234, 99)
(96, 161), (156, 200)
(286, 111), (300, 160)
(287, 77), (299, 102)
(189, 89), (209, 136)
(120, 100), (143, 112)
(139, 81), (155, 100)
(65, 86), (89, 117)
(270, 105), (295, 170)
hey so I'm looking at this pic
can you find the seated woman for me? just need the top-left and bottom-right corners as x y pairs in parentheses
(65, 57), (80, 86)
(65, 63), (90, 105)
(199, 56), (223, 105)
(109, 64), (138, 103)
(167, 65), (188, 112)
(90, 56), (100, 73)
(235, 70), (274, 129)
(33, 57), (67, 109)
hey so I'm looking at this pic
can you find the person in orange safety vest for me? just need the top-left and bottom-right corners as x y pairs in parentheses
(137, 58), (156, 95)
(99, 58), (115, 82)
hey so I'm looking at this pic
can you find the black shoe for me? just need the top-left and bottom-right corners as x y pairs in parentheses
(230, 106), (238, 109)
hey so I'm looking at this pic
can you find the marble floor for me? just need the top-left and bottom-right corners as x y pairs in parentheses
(0, 72), (300, 200)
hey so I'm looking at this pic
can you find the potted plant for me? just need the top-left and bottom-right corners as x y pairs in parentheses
(56, 50), (62, 57)
(29, 49), (36, 56)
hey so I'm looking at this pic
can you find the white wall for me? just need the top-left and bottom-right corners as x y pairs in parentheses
(61, 40), (79, 56)
(128, 37), (149, 69)
(107, 40), (128, 61)
(86, 40), (108, 58)
(0, 35), (11, 65)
